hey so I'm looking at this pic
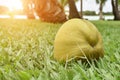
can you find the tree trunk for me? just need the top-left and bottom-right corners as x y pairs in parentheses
(80, 0), (83, 18)
(111, 0), (120, 20)
(21, 0), (35, 19)
(99, 1), (104, 20)
(34, 0), (66, 23)
(68, 0), (81, 19)
(26, 3), (35, 19)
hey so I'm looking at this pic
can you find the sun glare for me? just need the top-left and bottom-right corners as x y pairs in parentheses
(2, 0), (23, 11)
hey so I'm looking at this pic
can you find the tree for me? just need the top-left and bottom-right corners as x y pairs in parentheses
(60, 0), (82, 19)
(68, 0), (81, 19)
(0, 6), (9, 14)
(111, 0), (120, 20)
(80, 0), (83, 18)
(21, 0), (35, 19)
(96, 0), (107, 20)
(34, 0), (66, 23)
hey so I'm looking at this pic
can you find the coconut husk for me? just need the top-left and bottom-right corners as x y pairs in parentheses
(54, 19), (104, 62)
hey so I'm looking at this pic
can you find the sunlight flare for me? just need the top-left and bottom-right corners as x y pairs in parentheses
(1, 0), (23, 11)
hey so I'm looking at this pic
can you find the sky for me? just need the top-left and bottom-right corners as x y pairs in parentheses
(0, 0), (112, 12)
(66, 0), (112, 13)
(81, 0), (112, 12)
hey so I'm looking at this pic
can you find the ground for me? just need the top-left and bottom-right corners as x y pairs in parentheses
(0, 19), (120, 80)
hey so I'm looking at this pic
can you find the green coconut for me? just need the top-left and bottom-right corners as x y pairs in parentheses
(53, 19), (104, 62)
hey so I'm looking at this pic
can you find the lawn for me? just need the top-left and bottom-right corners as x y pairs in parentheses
(0, 19), (120, 80)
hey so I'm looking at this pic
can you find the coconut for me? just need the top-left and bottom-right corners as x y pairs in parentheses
(53, 19), (104, 62)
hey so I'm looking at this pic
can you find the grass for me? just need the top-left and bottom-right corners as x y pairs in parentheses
(0, 19), (120, 80)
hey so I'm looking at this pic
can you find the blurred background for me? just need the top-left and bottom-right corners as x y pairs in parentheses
(0, 0), (120, 21)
